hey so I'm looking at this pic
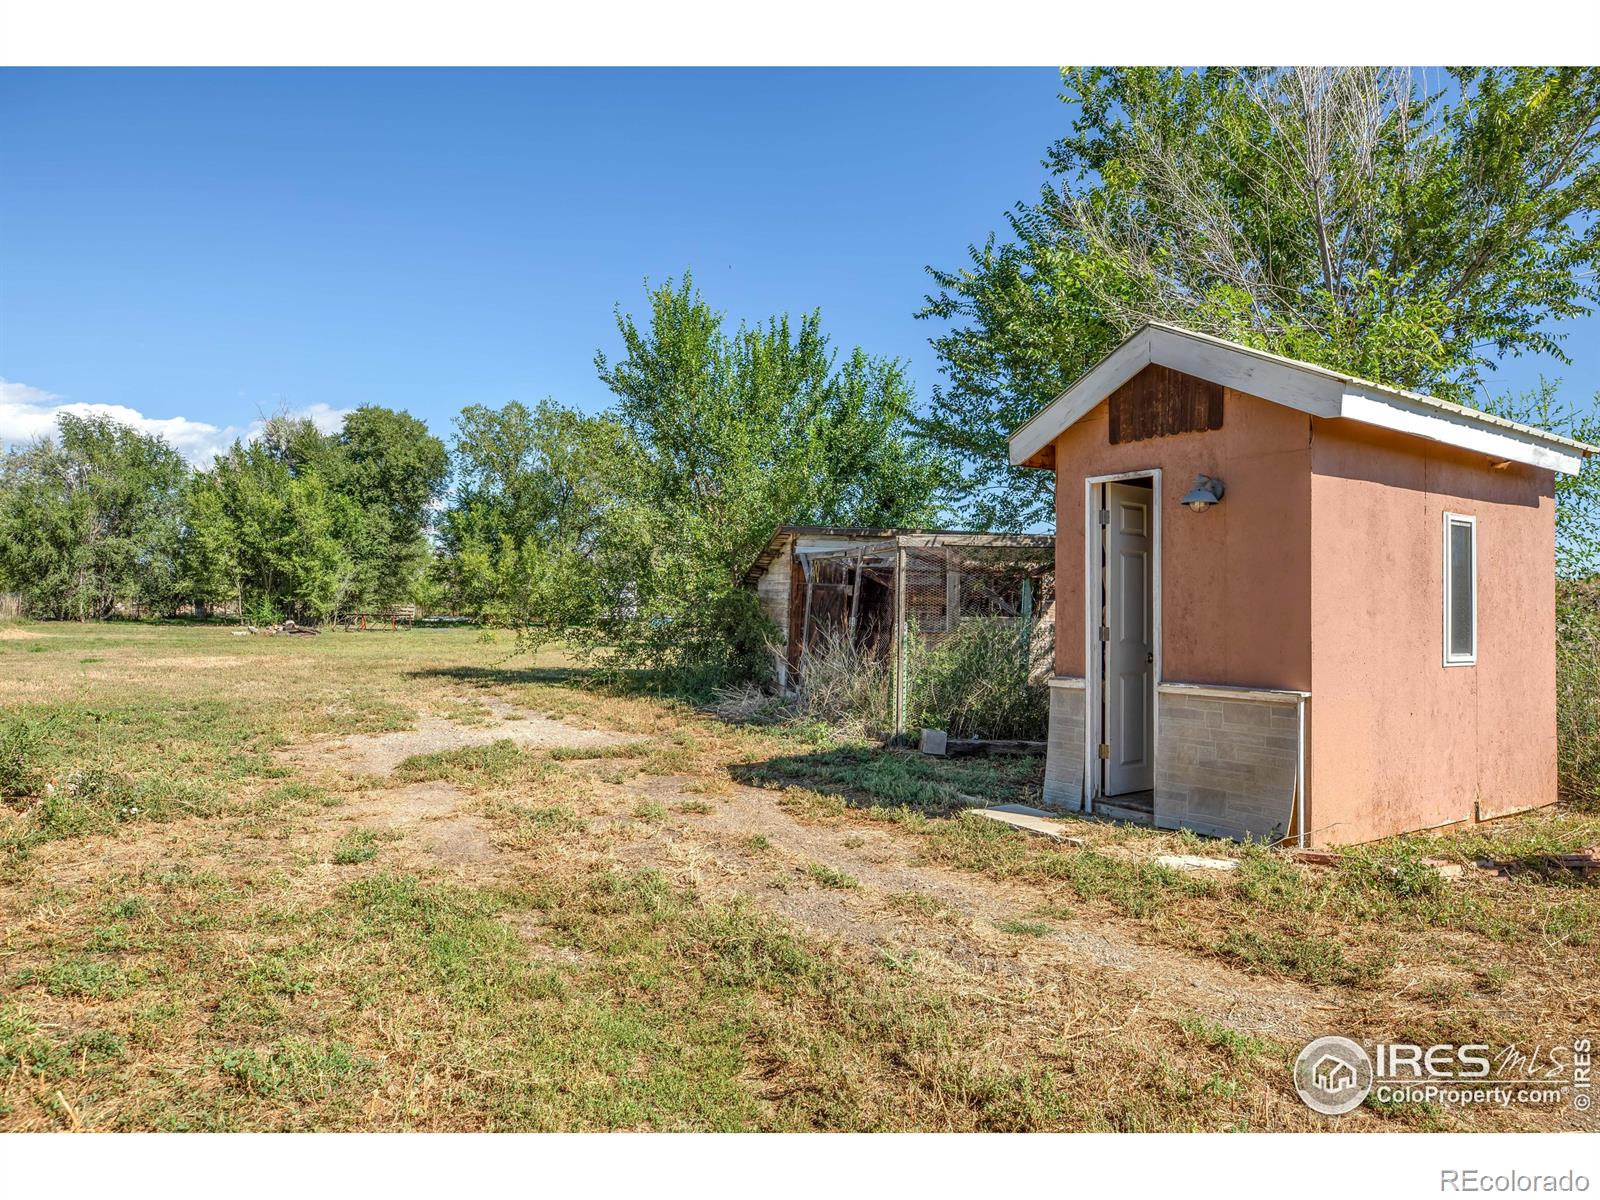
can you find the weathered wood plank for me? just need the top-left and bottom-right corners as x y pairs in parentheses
(1108, 363), (1224, 445)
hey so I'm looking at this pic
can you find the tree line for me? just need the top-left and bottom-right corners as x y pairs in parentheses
(0, 276), (949, 687)
(0, 405), (449, 624)
(3, 66), (1599, 680)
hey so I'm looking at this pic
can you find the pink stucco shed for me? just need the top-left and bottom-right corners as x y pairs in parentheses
(1010, 324), (1595, 846)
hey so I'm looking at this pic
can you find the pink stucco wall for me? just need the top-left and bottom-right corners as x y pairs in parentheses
(1049, 383), (1561, 845)
(1307, 421), (1558, 844)
(1052, 388), (1313, 690)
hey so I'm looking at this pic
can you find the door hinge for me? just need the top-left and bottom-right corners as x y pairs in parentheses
(1098, 509), (1111, 526)
(1098, 625), (1111, 642)
(1097, 743), (1110, 760)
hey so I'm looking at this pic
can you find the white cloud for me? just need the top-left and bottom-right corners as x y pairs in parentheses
(289, 402), (350, 436)
(0, 378), (352, 466)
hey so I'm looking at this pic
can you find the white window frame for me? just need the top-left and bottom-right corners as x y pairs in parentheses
(1442, 511), (1477, 667)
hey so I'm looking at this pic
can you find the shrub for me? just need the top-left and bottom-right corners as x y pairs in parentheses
(1556, 579), (1600, 810)
(905, 616), (1051, 740)
(577, 581), (782, 698)
(0, 714), (48, 802)
(243, 596), (285, 628)
(783, 617), (1052, 741)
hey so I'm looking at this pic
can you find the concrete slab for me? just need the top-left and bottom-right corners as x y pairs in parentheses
(1420, 857), (1465, 880)
(1154, 854), (1240, 872)
(968, 807), (1085, 845)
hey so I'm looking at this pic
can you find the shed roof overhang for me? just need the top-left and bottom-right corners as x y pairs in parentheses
(741, 525), (1054, 585)
(1007, 323), (1599, 476)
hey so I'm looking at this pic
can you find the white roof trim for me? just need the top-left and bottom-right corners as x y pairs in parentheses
(1008, 323), (1597, 476)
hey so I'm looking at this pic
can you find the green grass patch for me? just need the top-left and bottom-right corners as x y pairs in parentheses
(803, 863), (859, 889)
(0, 1005), (73, 1079)
(332, 828), (382, 865)
(1177, 1016), (1272, 1061)
(1212, 927), (1395, 987)
(742, 744), (1041, 815)
(394, 740), (550, 786)
(0, 713), (49, 801)
(216, 1038), (373, 1101)
(34, 956), (135, 1000)
(303, 694), (415, 738)
(994, 919), (1052, 937)
(548, 742), (649, 762)
(918, 817), (1209, 918)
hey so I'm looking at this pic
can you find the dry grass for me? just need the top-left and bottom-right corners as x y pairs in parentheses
(1, 620), (1595, 1132)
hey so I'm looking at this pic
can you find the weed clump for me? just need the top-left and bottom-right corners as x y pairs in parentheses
(905, 616), (1051, 740)
(803, 863), (859, 889)
(333, 829), (380, 865)
(0, 714), (48, 801)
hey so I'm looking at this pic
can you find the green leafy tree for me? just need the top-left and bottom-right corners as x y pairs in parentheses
(599, 275), (949, 573)
(438, 399), (641, 626)
(589, 275), (951, 682)
(0, 414), (189, 619)
(922, 67), (1600, 529)
(191, 432), (353, 623)
(334, 406), (449, 608)
(177, 471), (240, 614)
(182, 407), (447, 622)
(1486, 382), (1600, 577)
(437, 277), (951, 686)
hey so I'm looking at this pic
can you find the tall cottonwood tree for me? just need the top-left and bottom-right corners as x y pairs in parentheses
(921, 67), (1600, 533)
(334, 406), (450, 607)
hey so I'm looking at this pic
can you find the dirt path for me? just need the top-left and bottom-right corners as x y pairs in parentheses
(281, 697), (1328, 1047)
(605, 774), (1326, 1044)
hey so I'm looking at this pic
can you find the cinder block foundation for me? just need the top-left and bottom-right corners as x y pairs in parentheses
(1154, 691), (1299, 841)
(1042, 681), (1085, 811)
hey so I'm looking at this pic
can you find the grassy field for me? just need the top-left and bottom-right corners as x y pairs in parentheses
(1, 621), (1596, 1132)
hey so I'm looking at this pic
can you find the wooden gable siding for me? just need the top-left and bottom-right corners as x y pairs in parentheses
(1107, 364), (1224, 445)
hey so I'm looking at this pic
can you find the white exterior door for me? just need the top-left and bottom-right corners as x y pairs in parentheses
(1103, 482), (1154, 795)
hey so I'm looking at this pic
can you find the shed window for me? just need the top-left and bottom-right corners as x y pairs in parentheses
(1443, 513), (1476, 666)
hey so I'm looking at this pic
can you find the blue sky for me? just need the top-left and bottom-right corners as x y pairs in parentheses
(1, 67), (1596, 464)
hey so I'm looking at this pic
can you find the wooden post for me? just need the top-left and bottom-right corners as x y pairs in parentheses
(944, 560), (961, 633)
(800, 555), (816, 672)
(1019, 576), (1034, 663)
(847, 546), (865, 641)
(893, 544), (908, 744)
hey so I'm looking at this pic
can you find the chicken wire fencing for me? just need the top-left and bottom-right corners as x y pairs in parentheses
(793, 539), (1055, 743)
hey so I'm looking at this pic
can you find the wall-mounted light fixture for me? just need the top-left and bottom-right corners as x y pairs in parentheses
(1181, 474), (1225, 513)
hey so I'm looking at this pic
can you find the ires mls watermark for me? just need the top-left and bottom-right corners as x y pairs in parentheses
(1293, 1035), (1593, 1116)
